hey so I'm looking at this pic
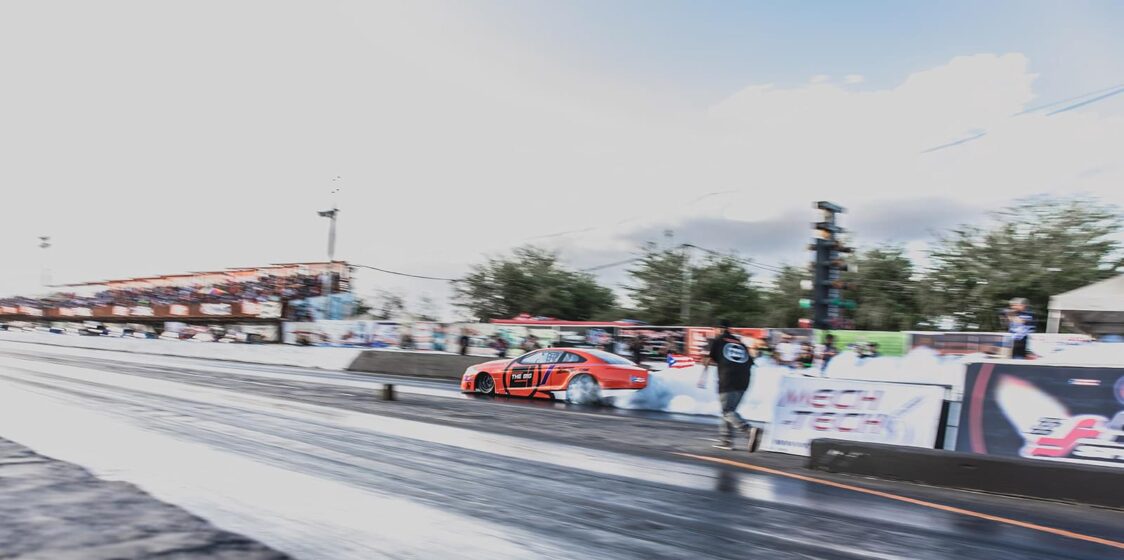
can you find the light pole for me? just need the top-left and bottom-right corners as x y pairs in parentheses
(317, 178), (342, 319)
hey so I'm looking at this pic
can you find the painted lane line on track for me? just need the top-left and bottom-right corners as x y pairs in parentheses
(678, 453), (1124, 551)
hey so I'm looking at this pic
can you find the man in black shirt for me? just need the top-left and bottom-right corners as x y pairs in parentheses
(698, 320), (759, 451)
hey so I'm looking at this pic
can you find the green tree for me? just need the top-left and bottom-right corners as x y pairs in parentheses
(846, 246), (921, 330)
(455, 246), (616, 321)
(625, 244), (690, 325)
(367, 290), (406, 320)
(923, 197), (1123, 330)
(760, 265), (809, 327)
(690, 253), (764, 326)
(625, 244), (764, 326)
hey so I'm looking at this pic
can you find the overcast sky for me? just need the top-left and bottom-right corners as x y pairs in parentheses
(2, 1), (1123, 318)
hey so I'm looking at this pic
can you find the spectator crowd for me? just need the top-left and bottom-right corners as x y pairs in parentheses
(0, 273), (342, 311)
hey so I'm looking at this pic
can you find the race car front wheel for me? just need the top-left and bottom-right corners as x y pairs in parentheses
(565, 374), (602, 405)
(475, 373), (495, 395)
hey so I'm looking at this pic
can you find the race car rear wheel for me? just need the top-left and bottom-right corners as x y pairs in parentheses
(475, 372), (495, 395)
(565, 374), (602, 405)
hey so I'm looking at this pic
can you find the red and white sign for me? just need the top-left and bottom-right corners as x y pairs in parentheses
(112, 306), (130, 316)
(685, 328), (716, 359)
(131, 306), (155, 317)
(764, 376), (945, 456)
(19, 306), (43, 317)
(169, 305), (189, 316)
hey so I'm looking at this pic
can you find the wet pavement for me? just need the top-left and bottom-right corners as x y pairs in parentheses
(0, 341), (1120, 559)
(0, 437), (288, 560)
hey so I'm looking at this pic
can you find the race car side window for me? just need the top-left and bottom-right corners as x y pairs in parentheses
(517, 351), (545, 364)
(540, 350), (564, 364)
(561, 352), (586, 363)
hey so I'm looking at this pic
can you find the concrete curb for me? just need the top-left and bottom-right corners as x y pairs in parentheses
(808, 439), (1124, 510)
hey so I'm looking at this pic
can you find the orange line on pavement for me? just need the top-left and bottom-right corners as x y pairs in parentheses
(677, 453), (1124, 551)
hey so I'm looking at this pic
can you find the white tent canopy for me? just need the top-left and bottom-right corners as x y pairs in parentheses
(1047, 275), (1124, 336)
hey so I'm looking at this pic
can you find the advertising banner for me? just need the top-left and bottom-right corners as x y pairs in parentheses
(258, 301), (282, 319)
(956, 362), (1124, 468)
(130, 306), (154, 317)
(1027, 333), (1093, 357)
(240, 302), (261, 316)
(369, 322), (400, 348)
(169, 304), (189, 316)
(764, 376), (946, 456)
(412, 322), (437, 350)
(908, 332), (1008, 356)
(685, 328), (716, 359)
(200, 303), (232, 316)
(283, 321), (369, 346)
(112, 306), (130, 317)
(818, 330), (909, 357)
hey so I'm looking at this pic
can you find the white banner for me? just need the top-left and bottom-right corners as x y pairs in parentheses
(240, 301), (261, 316)
(764, 377), (945, 456)
(258, 301), (282, 319)
(200, 303), (231, 316)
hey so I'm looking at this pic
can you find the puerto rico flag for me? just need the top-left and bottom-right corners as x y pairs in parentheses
(667, 354), (696, 368)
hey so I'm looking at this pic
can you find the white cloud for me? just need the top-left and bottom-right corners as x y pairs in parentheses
(844, 74), (865, 84)
(810, 74), (832, 84)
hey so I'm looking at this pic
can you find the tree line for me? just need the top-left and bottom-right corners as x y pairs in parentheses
(453, 196), (1123, 331)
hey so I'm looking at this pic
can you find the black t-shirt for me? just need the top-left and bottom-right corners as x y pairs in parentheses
(707, 333), (753, 393)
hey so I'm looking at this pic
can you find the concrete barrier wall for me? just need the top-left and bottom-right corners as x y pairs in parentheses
(808, 439), (1124, 509)
(347, 350), (496, 379)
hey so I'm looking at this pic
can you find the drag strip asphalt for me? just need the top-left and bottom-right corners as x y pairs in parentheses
(0, 343), (1120, 559)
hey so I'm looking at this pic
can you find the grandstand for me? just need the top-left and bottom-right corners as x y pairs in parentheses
(0, 262), (350, 324)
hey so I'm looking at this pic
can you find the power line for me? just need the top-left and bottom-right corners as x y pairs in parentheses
(681, 243), (787, 274)
(1045, 86), (1124, 116)
(1014, 82), (1124, 116)
(351, 264), (459, 282)
(580, 257), (643, 272)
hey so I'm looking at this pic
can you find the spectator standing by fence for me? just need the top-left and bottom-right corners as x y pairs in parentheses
(459, 331), (471, 356)
(1006, 298), (1035, 359)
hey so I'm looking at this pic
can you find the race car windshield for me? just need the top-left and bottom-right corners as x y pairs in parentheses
(587, 349), (635, 365)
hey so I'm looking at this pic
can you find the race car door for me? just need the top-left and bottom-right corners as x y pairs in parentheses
(505, 350), (563, 397)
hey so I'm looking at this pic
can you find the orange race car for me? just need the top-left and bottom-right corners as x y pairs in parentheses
(461, 348), (649, 404)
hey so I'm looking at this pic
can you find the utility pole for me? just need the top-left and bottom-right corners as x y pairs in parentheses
(681, 243), (691, 325)
(317, 177), (342, 319)
(38, 236), (51, 291)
